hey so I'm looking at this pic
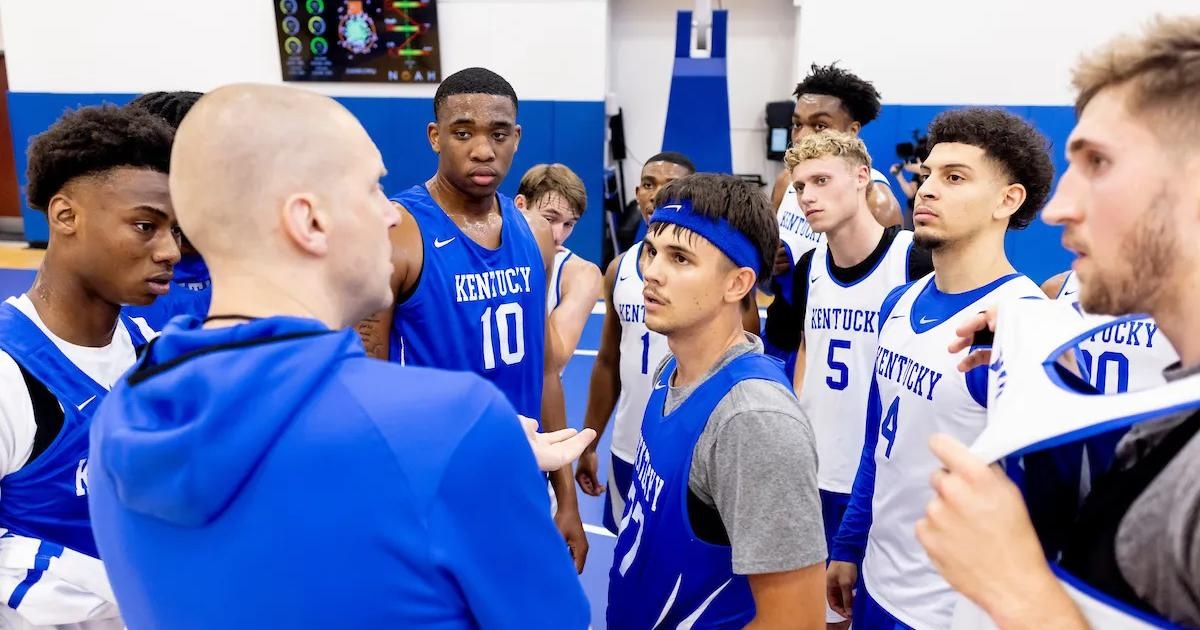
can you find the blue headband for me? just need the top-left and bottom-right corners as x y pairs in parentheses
(648, 200), (761, 272)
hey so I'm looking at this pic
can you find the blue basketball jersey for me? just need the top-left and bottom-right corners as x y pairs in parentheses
(608, 353), (793, 629)
(390, 185), (547, 421)
(0, 302), (148, 558)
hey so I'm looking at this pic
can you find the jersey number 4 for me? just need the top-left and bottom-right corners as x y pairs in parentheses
(880, 396), (900, 458)
(480, 303), (526, 369)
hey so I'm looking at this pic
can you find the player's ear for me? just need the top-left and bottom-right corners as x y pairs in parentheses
(725, 266), (757, 304)
(512, 124), (522, 152)
(280, 192), (328, 257)
(513, 194), (528, 210)
(995, 183), (1027, 222)
(46, 193), (79, 236)
(427, 122), (440, 154)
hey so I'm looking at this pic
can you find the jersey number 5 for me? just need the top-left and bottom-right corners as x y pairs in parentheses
(481, 303), (526, 369)
(826, 339), (852, 390)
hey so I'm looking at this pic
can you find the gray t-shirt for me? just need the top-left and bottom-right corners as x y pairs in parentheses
(1114, 361), (1200, 626)
(656, 333), (826, 575)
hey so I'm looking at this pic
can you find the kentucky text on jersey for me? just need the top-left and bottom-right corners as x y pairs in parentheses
(1085, 320), (1161, 348)
(632, 439), (666, 512)
(454, 266), (534, 303)
(617, 302), (646, 324)
(874, 346), (945, 401)
(779, 210), (821, 243)
(809, 307), (879, 333)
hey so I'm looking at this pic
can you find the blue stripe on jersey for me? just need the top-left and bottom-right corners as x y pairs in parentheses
(830, 375), (884, 563)
(7, 540), (64, 608)
(389, 185), (547, 420)
(0, 305), (147, 558)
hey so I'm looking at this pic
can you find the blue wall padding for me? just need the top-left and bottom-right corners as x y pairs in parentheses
(7, 92), (605, 264)
(662, 10), (733, 174)
(860, 104), (1078, 284)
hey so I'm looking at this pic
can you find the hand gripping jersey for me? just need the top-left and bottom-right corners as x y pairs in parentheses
(799, 231), (914, 493)
(390, 185), (547, 421)
(862, 273), (1042, 629)
(952, 299), (1199, 630)
(610, 243), (670, 463)
(607, 353), (793, 629)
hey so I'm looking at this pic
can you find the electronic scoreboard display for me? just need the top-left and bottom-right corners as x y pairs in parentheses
(274, 0), (442, 83)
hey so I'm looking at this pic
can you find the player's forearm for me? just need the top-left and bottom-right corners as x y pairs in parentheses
(581, 356), (620, 436)
(540, 374), (579, 508)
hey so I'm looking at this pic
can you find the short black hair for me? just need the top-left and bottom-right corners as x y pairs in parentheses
(433, 67), (518, 119)
(793, 63), (882, 125)
(651, 173), (778, 277)
(127, 91), (203, 130)
(645, 151), (696, 174)
(927, 108), (1054, 230)
(26, 104), (175, 212)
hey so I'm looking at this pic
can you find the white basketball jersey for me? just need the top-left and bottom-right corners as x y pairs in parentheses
(776, 183), (824, 266)
(776, 169), (890, 267)
(863, 273), (1042, 629)
(1056, 271), (1176, 394)
(611, 244), (670, 462)
(956, 298), (1200, 630)
(799, 231), (914, 493)
(546, 249), (573, 313)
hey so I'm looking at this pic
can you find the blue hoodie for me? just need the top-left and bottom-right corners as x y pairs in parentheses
(88, 316), (589, 629)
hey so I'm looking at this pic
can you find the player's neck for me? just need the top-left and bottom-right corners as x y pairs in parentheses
(27, 259), (120, 347)
(427, 173), (498, 219)
(668, 312), (746, 389)
(825, 207), (884, 268)
(931, 232), (1014, 294)
(203, 265), (346, 330)
(1150, 269), (1200, 370)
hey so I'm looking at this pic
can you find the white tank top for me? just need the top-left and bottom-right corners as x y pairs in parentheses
(954, 298), (1199, 630)
(546, 249), (573, 313)
(799, 231), (913, 493)
(611, 244), (670, 462)
(776, 169), (890, 267)
(863, 273), (1042, 629)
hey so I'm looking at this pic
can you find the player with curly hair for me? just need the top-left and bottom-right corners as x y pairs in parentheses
(765, 64), (904, 374)
(825, 107), (1054, 629)
(0, 104), (178, 630)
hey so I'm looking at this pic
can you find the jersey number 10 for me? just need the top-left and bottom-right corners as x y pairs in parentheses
(480, 303), (526, 369)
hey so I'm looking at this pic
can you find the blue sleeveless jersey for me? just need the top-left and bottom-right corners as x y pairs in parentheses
(608, 352), (793, 628)
(0, 303), (148, 558)
(391, 185), (547, 420)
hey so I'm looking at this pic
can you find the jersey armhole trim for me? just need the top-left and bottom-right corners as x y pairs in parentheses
(16, 363), (64, 466)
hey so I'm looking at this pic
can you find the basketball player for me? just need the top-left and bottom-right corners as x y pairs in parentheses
(607, 173), (826, 628)
(513, 164), (602, 375)
(575, 151), (692, 532)
(0, 105), (176, 629)
(771, 132), (934, 628)
(919, 17), (1200, 628)
(88, 84), (592, 630)
(354, 68), (588, 570)
(765, 64), (901, 361)
(123, 90), (212, 330)
(826, 108), (1053, 628)
(770, 64), (901, 279)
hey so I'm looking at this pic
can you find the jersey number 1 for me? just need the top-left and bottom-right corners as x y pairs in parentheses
(481, 303), (526, 369)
